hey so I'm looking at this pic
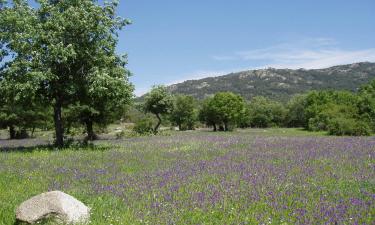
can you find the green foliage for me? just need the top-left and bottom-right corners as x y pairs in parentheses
(133, 118), (154, 135)
(199, 92), (246, 131)
(358, 79), (375, 132)
(308, 103), (358, 131)
(0, 0), (133, 146)
(144, 85), (174, 116)
(247, 96), (287, 128)
(327, 117), (371, 136)
(170, 95), (197, 130)
(304, 91), (359, 131)
(122, 104), (157, 123)
(0, 69), (50, 138)
(285, 94), (308, 127)
(144, 86), (174, 133)
(75, 63), (133, 140)
(285, 86), (374, 136)
(199, 97), (220, 130)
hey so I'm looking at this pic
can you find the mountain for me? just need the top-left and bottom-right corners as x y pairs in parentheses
(166, 62), (375, 101)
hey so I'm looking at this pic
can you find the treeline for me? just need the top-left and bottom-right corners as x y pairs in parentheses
(139, 79), (375, 136)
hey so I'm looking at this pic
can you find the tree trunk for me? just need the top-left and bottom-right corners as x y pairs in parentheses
(54, 101), (64, 148)
(85, 119), (97, 141)
(213, 123), (217, 132)
(154, 113), (162, 133)
(178, 123), (181, 131)
(9, 125), (16, 139)
(31, 126), (35, 137)
(18, 128), (28, 139)
(224, 122), (228, 131)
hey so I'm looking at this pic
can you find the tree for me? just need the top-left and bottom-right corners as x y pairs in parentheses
(358, 79), (375, 132)
(308, 102), (358, 131)
(144, 86), (173, 133)
(74, 66), (133, 141)
(170, 95), (197, 130)
(0, 60), (50, 139)
(199, 92), (246, 131)
(304, 90), (359, 131)
(327, 117), (371, 136)
(248, 96), (287, 128)
(199, 97), (220, 131)
(0, 0), (132, 146)
(285, 94), (308, 127)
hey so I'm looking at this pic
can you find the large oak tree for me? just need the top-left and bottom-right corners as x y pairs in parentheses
(0, 0), (133, 146)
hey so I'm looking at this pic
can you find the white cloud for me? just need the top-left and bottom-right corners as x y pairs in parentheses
(213, 38), (375, 69)
(268, 48), (375, 69)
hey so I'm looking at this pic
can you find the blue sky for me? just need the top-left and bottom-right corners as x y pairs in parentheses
(115, 0), (375, 95)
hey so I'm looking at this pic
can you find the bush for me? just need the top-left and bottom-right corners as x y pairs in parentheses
(250, 114), (271, 128)
(308, 116), (328, 131)
(133, 118), (154, 135)
(115, 130), (126, 139)
(66, 127), (85, 136)
(327, 117), (371, 136)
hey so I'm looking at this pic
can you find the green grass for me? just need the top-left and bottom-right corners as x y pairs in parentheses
(236, 127), (327, 136)
(0, 129), (374, 224)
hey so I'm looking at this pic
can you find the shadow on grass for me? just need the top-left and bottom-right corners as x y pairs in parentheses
(14, 217), (62, 225)
(0, 144), (54, 153)
(0, 140), (112, 153)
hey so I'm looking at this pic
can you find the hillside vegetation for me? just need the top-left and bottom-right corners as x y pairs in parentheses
(167, 62), (375, 101)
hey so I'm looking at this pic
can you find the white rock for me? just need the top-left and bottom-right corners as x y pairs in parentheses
(16, 191), (90, 224)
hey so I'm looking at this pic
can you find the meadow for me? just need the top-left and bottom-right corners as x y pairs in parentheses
(0, 129), (374, 224)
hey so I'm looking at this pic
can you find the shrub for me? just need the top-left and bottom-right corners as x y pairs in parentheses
(115, 130), (126, 139)
(133, 118), (154, 135)
(250, 114), (271, 128)
(66, 127), (85, 137)
(307, 103), (359, 132)
(308, 116), (328, 131)
(303, 91), (360, 130)
(327, 117), (371, 136)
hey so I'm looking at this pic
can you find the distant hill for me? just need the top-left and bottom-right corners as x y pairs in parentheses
(165, 62), (375, 101)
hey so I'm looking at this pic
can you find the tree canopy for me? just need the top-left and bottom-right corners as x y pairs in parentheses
(199, 92), (246, 131)
(144, 85), (173, 133)
(170, 95), (197, 131)
(358, 79), (375, 131)
(0, 0), (133, 146)
(247, 96), (287, 128)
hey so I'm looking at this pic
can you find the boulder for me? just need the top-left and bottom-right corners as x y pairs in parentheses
(16, 191), (90, 224)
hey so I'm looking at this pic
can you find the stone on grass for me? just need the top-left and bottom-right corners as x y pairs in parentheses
(16, 191), (90, 224)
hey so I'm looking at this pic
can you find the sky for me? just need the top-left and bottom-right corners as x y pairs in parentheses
(114, 0), (375, 95)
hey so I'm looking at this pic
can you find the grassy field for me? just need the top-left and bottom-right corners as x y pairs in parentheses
(0, 129), (374, 224)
